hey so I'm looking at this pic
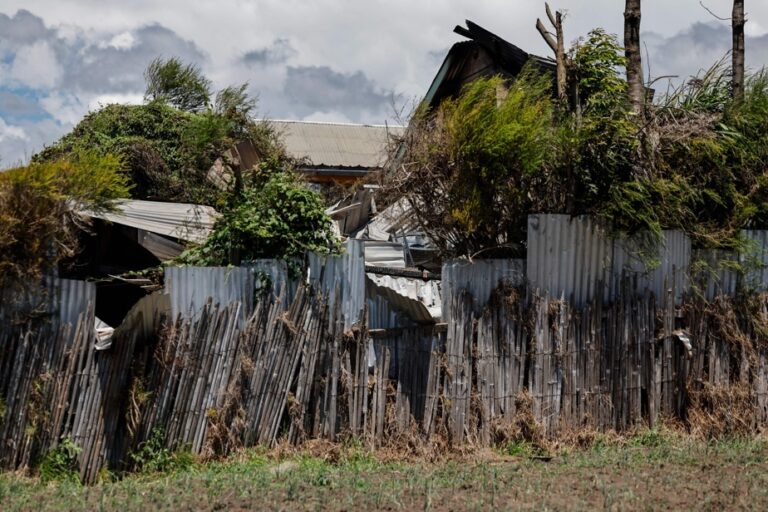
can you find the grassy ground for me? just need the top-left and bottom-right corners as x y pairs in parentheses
(2, 432), (768, 511)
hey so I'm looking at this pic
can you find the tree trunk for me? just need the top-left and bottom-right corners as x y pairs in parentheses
(536, 3), (567, 102)
(624, 0), (643, 113)
(732, 0), (745, 102)
(554, 10), (567, 103)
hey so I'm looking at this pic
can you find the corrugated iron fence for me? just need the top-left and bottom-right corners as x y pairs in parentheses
(3, 218), (768, 482)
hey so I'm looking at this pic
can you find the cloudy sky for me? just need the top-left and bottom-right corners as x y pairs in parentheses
(1, 0), (767, 168)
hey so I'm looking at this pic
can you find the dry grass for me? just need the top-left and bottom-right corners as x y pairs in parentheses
(5, 429), (768, 511)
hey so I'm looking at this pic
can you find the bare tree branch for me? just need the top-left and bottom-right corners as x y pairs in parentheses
(545, 2), (557, 27)
(536, 19), (558, 52)
(699, 1), (730, 21)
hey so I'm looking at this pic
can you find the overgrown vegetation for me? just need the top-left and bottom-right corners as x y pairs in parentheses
(387, 69), (554, 257)
(387, 29), (768, 258)
(0, 151), (130, 285)
(4, 432), (768, 510)
(180, 163), (337, 268)
(39, 438), (82, 484)
(6, 57), (336, 279)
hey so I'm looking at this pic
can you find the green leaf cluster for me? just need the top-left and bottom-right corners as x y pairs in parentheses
(39, 438), (82, 484)
(130, 428), (194, 474)
(181, 163), (338, 268)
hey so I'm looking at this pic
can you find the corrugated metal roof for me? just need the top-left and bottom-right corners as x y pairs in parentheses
(82, 200), (218, 243)
(356, 198), (420, 241)
(363, 240), (406, 268)
(274, 120), (404, 169)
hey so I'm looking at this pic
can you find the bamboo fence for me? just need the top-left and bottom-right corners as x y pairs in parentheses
(3, 274), (768, 482)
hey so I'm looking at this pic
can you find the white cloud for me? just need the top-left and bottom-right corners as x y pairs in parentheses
(101, 31), (136, 50)
(39, 93), (86, 125)
(0, 118), (68, 168)
(746, 21), (767, 38)
(9, 40), (62, 89)
(0, 117), (28, 141)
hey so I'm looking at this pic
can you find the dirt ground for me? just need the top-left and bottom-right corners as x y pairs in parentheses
(2, 434), (768, 511)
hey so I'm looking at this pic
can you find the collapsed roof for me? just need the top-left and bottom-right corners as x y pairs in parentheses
(426, 20), (557, 108)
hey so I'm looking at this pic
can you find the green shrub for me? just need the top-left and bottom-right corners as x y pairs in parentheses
(0, 151), (130, 284)
(130, 428), (195, 474)
(181, 163), (339, 267)
(39, 438), (82, 484)
(390, 67), (554, 258)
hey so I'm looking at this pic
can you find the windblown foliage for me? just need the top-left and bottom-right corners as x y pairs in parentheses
(0, 151), (130, 284)
(144, 57), (212, 113)
(387, 69), (554, 258)
(387, 29), (768, 258)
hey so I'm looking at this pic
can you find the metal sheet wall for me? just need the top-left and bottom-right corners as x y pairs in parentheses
(527, 215), (612, 306)
(527, 215), (693, 306)
(442, 259), (525, 317)
(742, 231), (768, 291)
(165, 266), (254, 322)
(0, 277), (95, 327)
(693, 249), (739, 300)
(308, 239), (366, 330)
(55, 278), (97, 327)
(611, 230), (691, 303)
(247, 259), (296, 303)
